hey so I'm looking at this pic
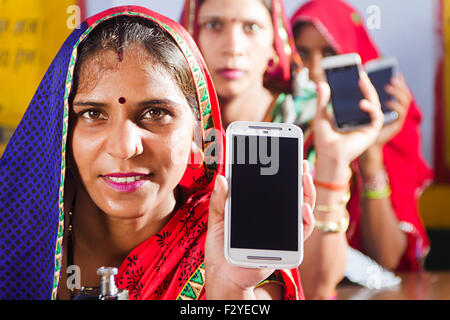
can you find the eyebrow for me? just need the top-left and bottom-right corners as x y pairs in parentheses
(198, 15), (266, 24)
(137, 99), (181, 108)
(73, 101), (108, 107)
(73, 99), (181, 108)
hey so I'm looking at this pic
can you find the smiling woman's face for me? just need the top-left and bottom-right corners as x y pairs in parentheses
(70, 44), (195, 219)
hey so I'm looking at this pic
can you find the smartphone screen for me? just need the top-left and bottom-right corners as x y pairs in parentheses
(230, 134), (299, 251)
(325, 65), (371, 129)
(367, 67), (398, 123)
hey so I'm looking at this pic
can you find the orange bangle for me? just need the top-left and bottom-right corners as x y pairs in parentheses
(314, 179), (349, 191)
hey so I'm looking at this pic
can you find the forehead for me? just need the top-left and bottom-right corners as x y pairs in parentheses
(294, 23), (331, 48)
(75, 45), (187, 104)
(199, 0), (271, 22)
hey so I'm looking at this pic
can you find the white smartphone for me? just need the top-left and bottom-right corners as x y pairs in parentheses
(322, 53), (371, 131)
(224, 121), (303, 269)
(364, 56), (400, 125)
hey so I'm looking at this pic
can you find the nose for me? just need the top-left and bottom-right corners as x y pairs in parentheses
(105, 119), (143, 160)
(308, 51), (326, 83)
(221, 24), (245, 57)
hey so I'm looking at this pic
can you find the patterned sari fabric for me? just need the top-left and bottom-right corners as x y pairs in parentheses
(291, 0), (434, 271)
(0, 5), (302, 300)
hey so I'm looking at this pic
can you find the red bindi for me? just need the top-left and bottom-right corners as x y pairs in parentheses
(118, 97), (126, 104)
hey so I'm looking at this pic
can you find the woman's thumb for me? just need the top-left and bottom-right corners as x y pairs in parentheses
(315, 81), (331, 120)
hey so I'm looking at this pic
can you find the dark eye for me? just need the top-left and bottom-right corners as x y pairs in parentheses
(80, 110), (107, 120)
(322, 47), (337, 58)
(203, 21), (222, 31)
(143, 108), (168, 121)
(297, 47), (310, 60)
(243, 23), (261, 33)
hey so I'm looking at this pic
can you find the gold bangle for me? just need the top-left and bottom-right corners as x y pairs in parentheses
(315, 209), (350, 233)
(315, 192), (351, 213)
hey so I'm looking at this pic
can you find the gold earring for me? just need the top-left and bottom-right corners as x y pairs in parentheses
(188, 149), (204, 170)
(267, 54), (280, 73)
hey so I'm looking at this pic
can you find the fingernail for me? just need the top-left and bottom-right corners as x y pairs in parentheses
(305, 202), (312, 212)
(303, 160), (309, 173)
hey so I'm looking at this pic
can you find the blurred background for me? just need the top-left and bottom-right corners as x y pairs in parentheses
(0, 0), (448, 270)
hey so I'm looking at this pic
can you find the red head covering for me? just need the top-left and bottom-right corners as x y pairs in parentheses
(180, 0), (303, 92)
(292, 0), (434, 271)
(291, 0), (379, 64)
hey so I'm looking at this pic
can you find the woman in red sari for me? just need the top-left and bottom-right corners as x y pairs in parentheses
(291, 0), (433, 297)
(0, 5), (318, 300)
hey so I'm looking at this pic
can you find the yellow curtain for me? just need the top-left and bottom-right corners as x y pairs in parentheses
(0, 0), (80, 155)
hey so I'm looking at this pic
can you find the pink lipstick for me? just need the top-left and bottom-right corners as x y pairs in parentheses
(102, 172), (150, 192)
(217, 68), (245, 80)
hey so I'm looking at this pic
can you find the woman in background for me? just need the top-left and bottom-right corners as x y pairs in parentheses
(291, 0), (433, 295)
(181, 0), (385, 299)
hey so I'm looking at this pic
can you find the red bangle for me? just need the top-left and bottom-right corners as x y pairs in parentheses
(314, 179), (349, 191)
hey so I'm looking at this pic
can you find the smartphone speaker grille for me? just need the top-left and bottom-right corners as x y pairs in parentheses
(247, 256), (282, 261)
(248, 125), (283, 131)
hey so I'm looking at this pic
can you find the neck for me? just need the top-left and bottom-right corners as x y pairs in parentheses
(219, 84), (277, 129)
(71, 185), (179, 267)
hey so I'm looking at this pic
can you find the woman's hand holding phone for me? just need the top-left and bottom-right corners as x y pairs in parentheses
(313, 72), (384, 178)
(204, 161), (315, 300)
(372, 74), (412, 148)
(359, 74), (412, 175)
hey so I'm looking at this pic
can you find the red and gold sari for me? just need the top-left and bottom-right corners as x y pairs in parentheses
(0, 5), (302, 300)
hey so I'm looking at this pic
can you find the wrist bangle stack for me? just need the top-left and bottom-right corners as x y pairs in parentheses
(363, 185), (391, 199)
(315, 191), (351, 213)
(363, 169), (391, 199)
(315, 209), (350, 233)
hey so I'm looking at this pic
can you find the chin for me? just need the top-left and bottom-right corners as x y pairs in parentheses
(101, 199), (152, 220)
(216, 82), (248, 100)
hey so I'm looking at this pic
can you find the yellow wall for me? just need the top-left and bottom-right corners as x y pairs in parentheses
(419, 1), (450, 230)
(420, 185), (450, 229)
(0, 0), (79, 156)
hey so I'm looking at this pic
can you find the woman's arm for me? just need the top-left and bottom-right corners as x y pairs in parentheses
(299, 158), (350, 299)
(300, 74), (383, 299)
(358, 148), (407, 270)
(357, 75), (412, 270)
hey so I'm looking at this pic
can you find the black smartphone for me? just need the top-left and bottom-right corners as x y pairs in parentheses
(365, 57), (399, 124)
(322, 53), (371, 130)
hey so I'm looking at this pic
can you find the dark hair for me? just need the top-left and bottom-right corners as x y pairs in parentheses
(292, 21), (310, 39)
(70, 16), (200, 120)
